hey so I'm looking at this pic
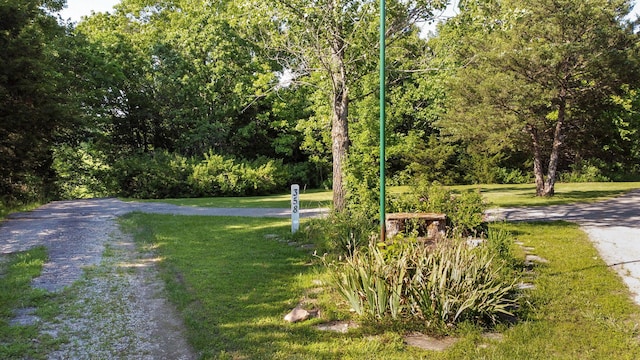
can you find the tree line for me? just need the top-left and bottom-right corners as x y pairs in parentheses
(2, 0), (639, 209)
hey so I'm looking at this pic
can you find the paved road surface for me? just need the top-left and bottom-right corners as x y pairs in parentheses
(487, 189), (640, 304)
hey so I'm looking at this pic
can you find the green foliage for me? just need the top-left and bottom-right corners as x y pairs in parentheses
(190, 152), (288, 197)
(326, 239), (520, 330)
(111, 150), (304, 199)
(52, 144), (111, 199)
(494, 167), (532, 185)
(436, 0), (640, 195)
(410, 241), (519, 327)
(111, 151), (194, 199)
(559, 160), (611, 183)
(0, 0), (77, 203)
(389, 180), (487, 237)
(293, 209), (377, 256)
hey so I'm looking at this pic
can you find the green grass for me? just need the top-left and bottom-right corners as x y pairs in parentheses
(129, 182), (640, 210)
(0, 247), (60, 359)
(121, 214), (640, 359)
(0, 202), (42, 220)
(455, 182), (640, 208)
(128, 188), (333, 209)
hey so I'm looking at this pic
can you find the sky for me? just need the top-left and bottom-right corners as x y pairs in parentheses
(58, 0), (122, 22)
(58, 0), (640, 26)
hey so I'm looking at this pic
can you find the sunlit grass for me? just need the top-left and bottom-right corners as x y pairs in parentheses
(0, 201), (42, 220)
(452, 182), (640, 208)
(128, 189), (333, 209)
(129, 182), (640, 210)
(121, 214), (640, 359)
(0, 247), (60, 359)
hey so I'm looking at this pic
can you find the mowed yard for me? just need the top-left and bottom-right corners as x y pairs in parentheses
(3, 182), (640, 359)
(119, 182), (640, 359)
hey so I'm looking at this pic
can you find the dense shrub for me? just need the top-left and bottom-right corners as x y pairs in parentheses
(111, 151), (194, 199)
(52, 145), (111, 199)
(559, 159), (610, 183)
(494, 167), (531, 184)
(389, 180), (487, 237)
(326, 237), (520, 329)
(110, 150), (298, 199)
(189, 152), (289, 197)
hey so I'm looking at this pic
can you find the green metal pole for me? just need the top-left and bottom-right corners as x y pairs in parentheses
(379, 0), (386, 242)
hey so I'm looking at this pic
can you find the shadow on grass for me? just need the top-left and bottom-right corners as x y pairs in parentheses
(123, 214), (369, 359)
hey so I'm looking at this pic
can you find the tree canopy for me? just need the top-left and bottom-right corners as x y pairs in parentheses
(2, 0), (640, 207)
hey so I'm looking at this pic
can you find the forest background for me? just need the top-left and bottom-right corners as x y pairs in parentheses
(3, 0), (640, 210)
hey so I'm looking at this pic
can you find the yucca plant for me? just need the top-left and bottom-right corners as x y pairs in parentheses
(409, 241), (519, 326)
(326, 241), (408, 320)
(327, 236), (520, 329)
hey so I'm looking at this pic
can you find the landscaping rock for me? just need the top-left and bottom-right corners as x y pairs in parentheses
(525, 254), (549, 264)
(284, 306), (319, 323)
(404, 333), (459, 351)
(316, 320), (358, 333)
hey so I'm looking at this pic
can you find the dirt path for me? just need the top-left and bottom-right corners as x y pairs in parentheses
(487, 189), (640, 304)
(0, 198), (326, 359)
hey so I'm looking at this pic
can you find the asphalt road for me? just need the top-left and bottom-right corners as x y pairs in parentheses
(487, 189), (640, 304)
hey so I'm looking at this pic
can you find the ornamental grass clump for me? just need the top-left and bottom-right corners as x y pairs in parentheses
(409, 241), (519, 326)
(327, 238), (520, 330)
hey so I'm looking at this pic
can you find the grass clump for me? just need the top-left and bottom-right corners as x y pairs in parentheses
(0, 247), (59, 359)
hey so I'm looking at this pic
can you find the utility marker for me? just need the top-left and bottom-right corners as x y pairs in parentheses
(291, 184), (300, 233)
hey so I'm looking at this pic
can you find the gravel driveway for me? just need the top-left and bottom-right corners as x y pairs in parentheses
(0, 198), (326, 359)
(487, 189), (640, 304)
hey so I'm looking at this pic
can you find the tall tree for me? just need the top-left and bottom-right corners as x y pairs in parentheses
(0, 0), (73, 202)
(438, 0), (638, 195)
(76, 0), (308, 161)
(246, 0), (447, 210)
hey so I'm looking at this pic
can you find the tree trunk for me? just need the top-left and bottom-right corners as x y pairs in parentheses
(331, 85), (349, 212)
(330, 31), (349, 212)
(528, 125), (545, 196)
(542, 93), (567, 197)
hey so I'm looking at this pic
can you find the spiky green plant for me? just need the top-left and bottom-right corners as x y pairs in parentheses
(327, 237), (520, 329)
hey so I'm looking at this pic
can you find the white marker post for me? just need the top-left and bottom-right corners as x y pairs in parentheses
(291, 184), (300, 233)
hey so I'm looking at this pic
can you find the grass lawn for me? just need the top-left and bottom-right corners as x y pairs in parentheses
(121, 214), (640, 359)
(0, 202), (42, 221)
(129, 188), (333, 209)
(456, 182), (640, 208)
(0, 247), (61, 359)
(130, 182), (640, 210)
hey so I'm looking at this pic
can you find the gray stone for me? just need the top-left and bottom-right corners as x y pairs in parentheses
(404, 333), (459, 351)
(284, 306), (319, 323)
(316, 321), (357, 333)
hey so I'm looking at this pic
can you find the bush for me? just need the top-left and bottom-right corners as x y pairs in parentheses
(389, 180), (487, 237)
(189, 152), (289, 197)
(52, 144), (111, 199)
(111, 150), (297, 199)
(111, 151), (194, 199)
(293, 209), (377, 256)
(326, 238), (520, 329)
(559, 160), (610, 183)
(495, 167), (531, 184)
